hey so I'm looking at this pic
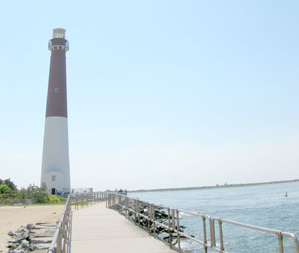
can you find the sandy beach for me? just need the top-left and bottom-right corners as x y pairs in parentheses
(0, 205), (64, 252)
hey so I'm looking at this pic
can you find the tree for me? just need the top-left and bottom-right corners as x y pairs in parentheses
(4, 178), (17, 191)
(17, 188), (28, 204)
(0, 184), (11, 194)
(27, 184), (48, 203)
(0, 184), (12, 200)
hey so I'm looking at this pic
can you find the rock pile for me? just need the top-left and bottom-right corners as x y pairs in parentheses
(111, 201), (187, 247)
(7, 223), (56, 253)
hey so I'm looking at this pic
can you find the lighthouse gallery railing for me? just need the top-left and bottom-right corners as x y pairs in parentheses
(106, 192), (299, 253)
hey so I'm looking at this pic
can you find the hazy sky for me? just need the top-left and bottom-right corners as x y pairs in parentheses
(0, 1), (299, 191)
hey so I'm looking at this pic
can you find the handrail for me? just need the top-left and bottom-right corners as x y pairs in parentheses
(48, 195), (72, 253)
(73, 191), (106, 210)
(106, 192), (299, 253)
(218, 218), (299, 253)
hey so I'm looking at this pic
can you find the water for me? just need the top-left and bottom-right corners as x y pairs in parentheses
(129, 181), (299, 253)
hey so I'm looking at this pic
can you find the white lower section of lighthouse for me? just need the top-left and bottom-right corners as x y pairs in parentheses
(41, 116), (71, 195)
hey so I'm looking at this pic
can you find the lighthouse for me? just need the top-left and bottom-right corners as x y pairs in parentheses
(41, 28), (71, 195)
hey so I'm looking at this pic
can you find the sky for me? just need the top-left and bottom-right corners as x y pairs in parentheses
(0, 0), (299, 191)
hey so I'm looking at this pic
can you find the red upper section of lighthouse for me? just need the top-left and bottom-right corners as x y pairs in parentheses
(46, 35), (69, 118)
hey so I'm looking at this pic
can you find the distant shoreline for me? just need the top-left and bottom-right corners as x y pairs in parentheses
(128, 179), (299, 193)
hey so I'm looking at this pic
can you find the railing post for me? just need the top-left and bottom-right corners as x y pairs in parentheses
(57, 228), (62, 253)
(153, 205), (156, 238)
(171, 209), (176, 249)
(146, 202), (150, 233)
(171, 209), (175, 231)
(65, 209), (70, 253)
(137, 201), (141, 225)
(118, 194), (122, 213)
(62, 217), (66, 253)
(135, 199), (137, 223)
(148, 203), (152, 234)
(210, 218), (216, 247)
(125, 197), (129, 218)
(278, 233), (284, 253)
(67, 211), (72, 253)
(202, 216), (208, 253)
(62, 216), (67, 253)
(68, 211), (73, 253)
(176, 209), (181, 252)
(168, 208), (172, 249)
(218, 219), (225, 252)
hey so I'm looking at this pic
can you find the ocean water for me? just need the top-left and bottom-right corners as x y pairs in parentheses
(129, 181), (299, 253)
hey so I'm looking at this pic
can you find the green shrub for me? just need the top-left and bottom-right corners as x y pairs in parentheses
(0, 184), (11, 194)
(49, 195), (61, 204)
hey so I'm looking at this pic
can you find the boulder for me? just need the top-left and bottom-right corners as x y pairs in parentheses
(8, 231), (14, 236)
(21, 240), (30, 250)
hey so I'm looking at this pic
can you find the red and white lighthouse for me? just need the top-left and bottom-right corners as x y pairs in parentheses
(41, 28), (71, 195)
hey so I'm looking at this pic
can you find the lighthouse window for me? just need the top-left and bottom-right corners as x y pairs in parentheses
(54, 87), (59, 93)
(52, 175), (56, 181)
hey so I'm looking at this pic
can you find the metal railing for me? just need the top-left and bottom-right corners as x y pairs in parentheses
(106, 192), (299, 253)
(48, 195), (72, 253)
(73, 192), (106, 210)
(47, 192), (107, 253)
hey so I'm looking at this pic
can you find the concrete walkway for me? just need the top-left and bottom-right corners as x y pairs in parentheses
(71, 202), (174, 253)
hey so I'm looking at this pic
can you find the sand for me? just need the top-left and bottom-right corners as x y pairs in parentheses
(0, 205), (65, 252)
